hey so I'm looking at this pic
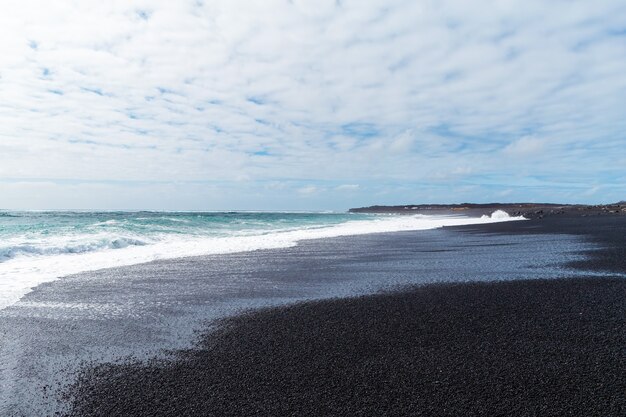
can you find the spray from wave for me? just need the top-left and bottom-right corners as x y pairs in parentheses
(482, 210), (512, 220)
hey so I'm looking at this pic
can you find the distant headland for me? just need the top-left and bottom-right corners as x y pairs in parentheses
(349, 202), (626, 219)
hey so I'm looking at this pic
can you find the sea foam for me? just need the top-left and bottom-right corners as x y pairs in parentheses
(0, 211), (524, 310)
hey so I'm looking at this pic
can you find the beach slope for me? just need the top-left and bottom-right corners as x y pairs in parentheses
(67, 216), (626, 417)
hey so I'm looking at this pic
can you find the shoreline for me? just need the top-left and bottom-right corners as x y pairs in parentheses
(64, 215), (626, 416)
(1, 215), (624, 415)
(0, 211), (524, 312)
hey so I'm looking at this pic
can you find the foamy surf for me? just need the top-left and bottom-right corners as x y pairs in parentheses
(0, 211), (524, 310)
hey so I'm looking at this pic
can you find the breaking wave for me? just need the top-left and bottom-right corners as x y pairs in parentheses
(0, 236), (148, 263)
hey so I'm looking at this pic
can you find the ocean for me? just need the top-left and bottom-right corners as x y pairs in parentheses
(0, 210), (522, 310)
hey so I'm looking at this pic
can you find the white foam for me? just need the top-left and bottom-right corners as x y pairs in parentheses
(0, 234), (149, 260)
(482, 209), (511, 220)
(0, 212), (525, 310)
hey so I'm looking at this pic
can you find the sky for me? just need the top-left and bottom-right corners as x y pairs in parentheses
(1, 0), (625, 210)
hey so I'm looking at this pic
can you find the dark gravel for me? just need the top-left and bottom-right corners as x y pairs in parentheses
(66, 276), (626, 417)
(65, 216), (626, 417)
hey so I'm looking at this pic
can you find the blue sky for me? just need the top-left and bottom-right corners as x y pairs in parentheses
(0, 0), (625, 210)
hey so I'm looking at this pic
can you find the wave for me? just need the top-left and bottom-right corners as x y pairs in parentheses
(0, 212), (21, 218)
(91, 219), (122, 226)
(0, 211), (525, 310)
(481, 210), (512, 220)
(0, 236), (148, 263)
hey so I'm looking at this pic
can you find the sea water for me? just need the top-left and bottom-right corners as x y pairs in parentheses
(0, 210), (523, 310)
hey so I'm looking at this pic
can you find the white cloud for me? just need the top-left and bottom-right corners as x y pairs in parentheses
(0, 0), (624, 208)
(335, 184), (360, 191)
(297, 185), (321, 195)
(429, 166), (474, 181)
(503, 136), (545, 157)
(582, 185), (601, 196)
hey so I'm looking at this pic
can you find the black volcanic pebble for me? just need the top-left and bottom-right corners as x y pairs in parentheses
(66, 277), (626, 417)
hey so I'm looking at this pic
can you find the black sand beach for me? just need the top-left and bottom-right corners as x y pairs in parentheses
(63, 215), (626, 416)
(0, 214), (624, 416)
(68, 277), (625, 417)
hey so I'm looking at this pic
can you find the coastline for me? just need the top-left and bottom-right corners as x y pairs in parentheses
(0, 215), (624, 415)
(65, 215), (625, 416)
(0, 210), (523, 312)
(349, 202), (626, 219)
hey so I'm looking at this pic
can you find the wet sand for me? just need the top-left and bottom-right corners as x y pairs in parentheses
(64, 216), (626, 416)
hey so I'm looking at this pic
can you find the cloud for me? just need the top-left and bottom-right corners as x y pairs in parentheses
(335, 184), (360, 191)
(297, 185), (321, 195)
(429, 166), (474, 181)
(582, 185), (601, 196)
(502, 136), (545, 157)
(0, 0), (625, 208)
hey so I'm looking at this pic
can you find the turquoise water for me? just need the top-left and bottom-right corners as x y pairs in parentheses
(0, 211), (371, 262)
